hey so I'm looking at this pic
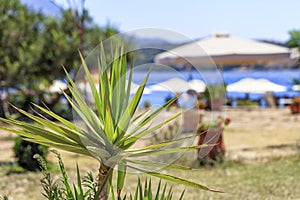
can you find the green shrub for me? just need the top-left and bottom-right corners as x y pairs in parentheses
(34, 150), (98, 200)
(13, 136), (48, 171)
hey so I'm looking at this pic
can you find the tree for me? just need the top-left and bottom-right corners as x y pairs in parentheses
(0, 0), (120, 117)
(286, 30), (300, 48)
(0, 0), (45, 117)
(51, 0), (91, 56)
(286, 30), (300, 66)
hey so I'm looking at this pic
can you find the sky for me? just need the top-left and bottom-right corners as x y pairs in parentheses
(22, 0), (300, 43)
(82, 0), (300, 43)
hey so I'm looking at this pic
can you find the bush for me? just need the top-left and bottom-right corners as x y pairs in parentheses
(34, 150), (99, 200)
(13, 137), (48, 171)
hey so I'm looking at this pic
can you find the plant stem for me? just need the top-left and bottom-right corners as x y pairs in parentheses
(97, 164), (110, 200)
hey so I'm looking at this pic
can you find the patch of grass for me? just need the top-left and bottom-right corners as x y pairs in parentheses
(0, 159), (59, 176)
(6, 164), (27, 174)
(167, 155), (300, 199)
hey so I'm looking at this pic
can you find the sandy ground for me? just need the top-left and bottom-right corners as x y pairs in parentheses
(1, 107), (300, 163)
(140, 106), (300, 161)
(223, 107), (300, 160)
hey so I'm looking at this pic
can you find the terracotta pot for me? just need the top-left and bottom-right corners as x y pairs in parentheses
(290, 104), (300, 114)
(197, 128), (225, 163)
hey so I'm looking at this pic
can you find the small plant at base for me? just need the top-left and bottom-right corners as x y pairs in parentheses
(34, 152), (65, 199)
(34, 150), (99, 200)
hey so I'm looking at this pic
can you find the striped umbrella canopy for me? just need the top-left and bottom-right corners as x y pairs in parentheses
(155, 33), (295, 67)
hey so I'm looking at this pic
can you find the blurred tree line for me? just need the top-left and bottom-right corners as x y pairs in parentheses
(286, 30), (300, 67)
(0, 0), (119, 119)
(286, 30), (300, 50)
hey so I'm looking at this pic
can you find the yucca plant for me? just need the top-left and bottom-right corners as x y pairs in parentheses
(0, 43), (220, 199)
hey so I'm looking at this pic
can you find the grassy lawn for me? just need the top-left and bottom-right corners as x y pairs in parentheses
(1, 152), (300, 199)
(120, 154), (300, 200)
(173, 155), (300, 199)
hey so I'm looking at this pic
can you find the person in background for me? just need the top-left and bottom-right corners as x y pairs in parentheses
(178, 89), (197, 109)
